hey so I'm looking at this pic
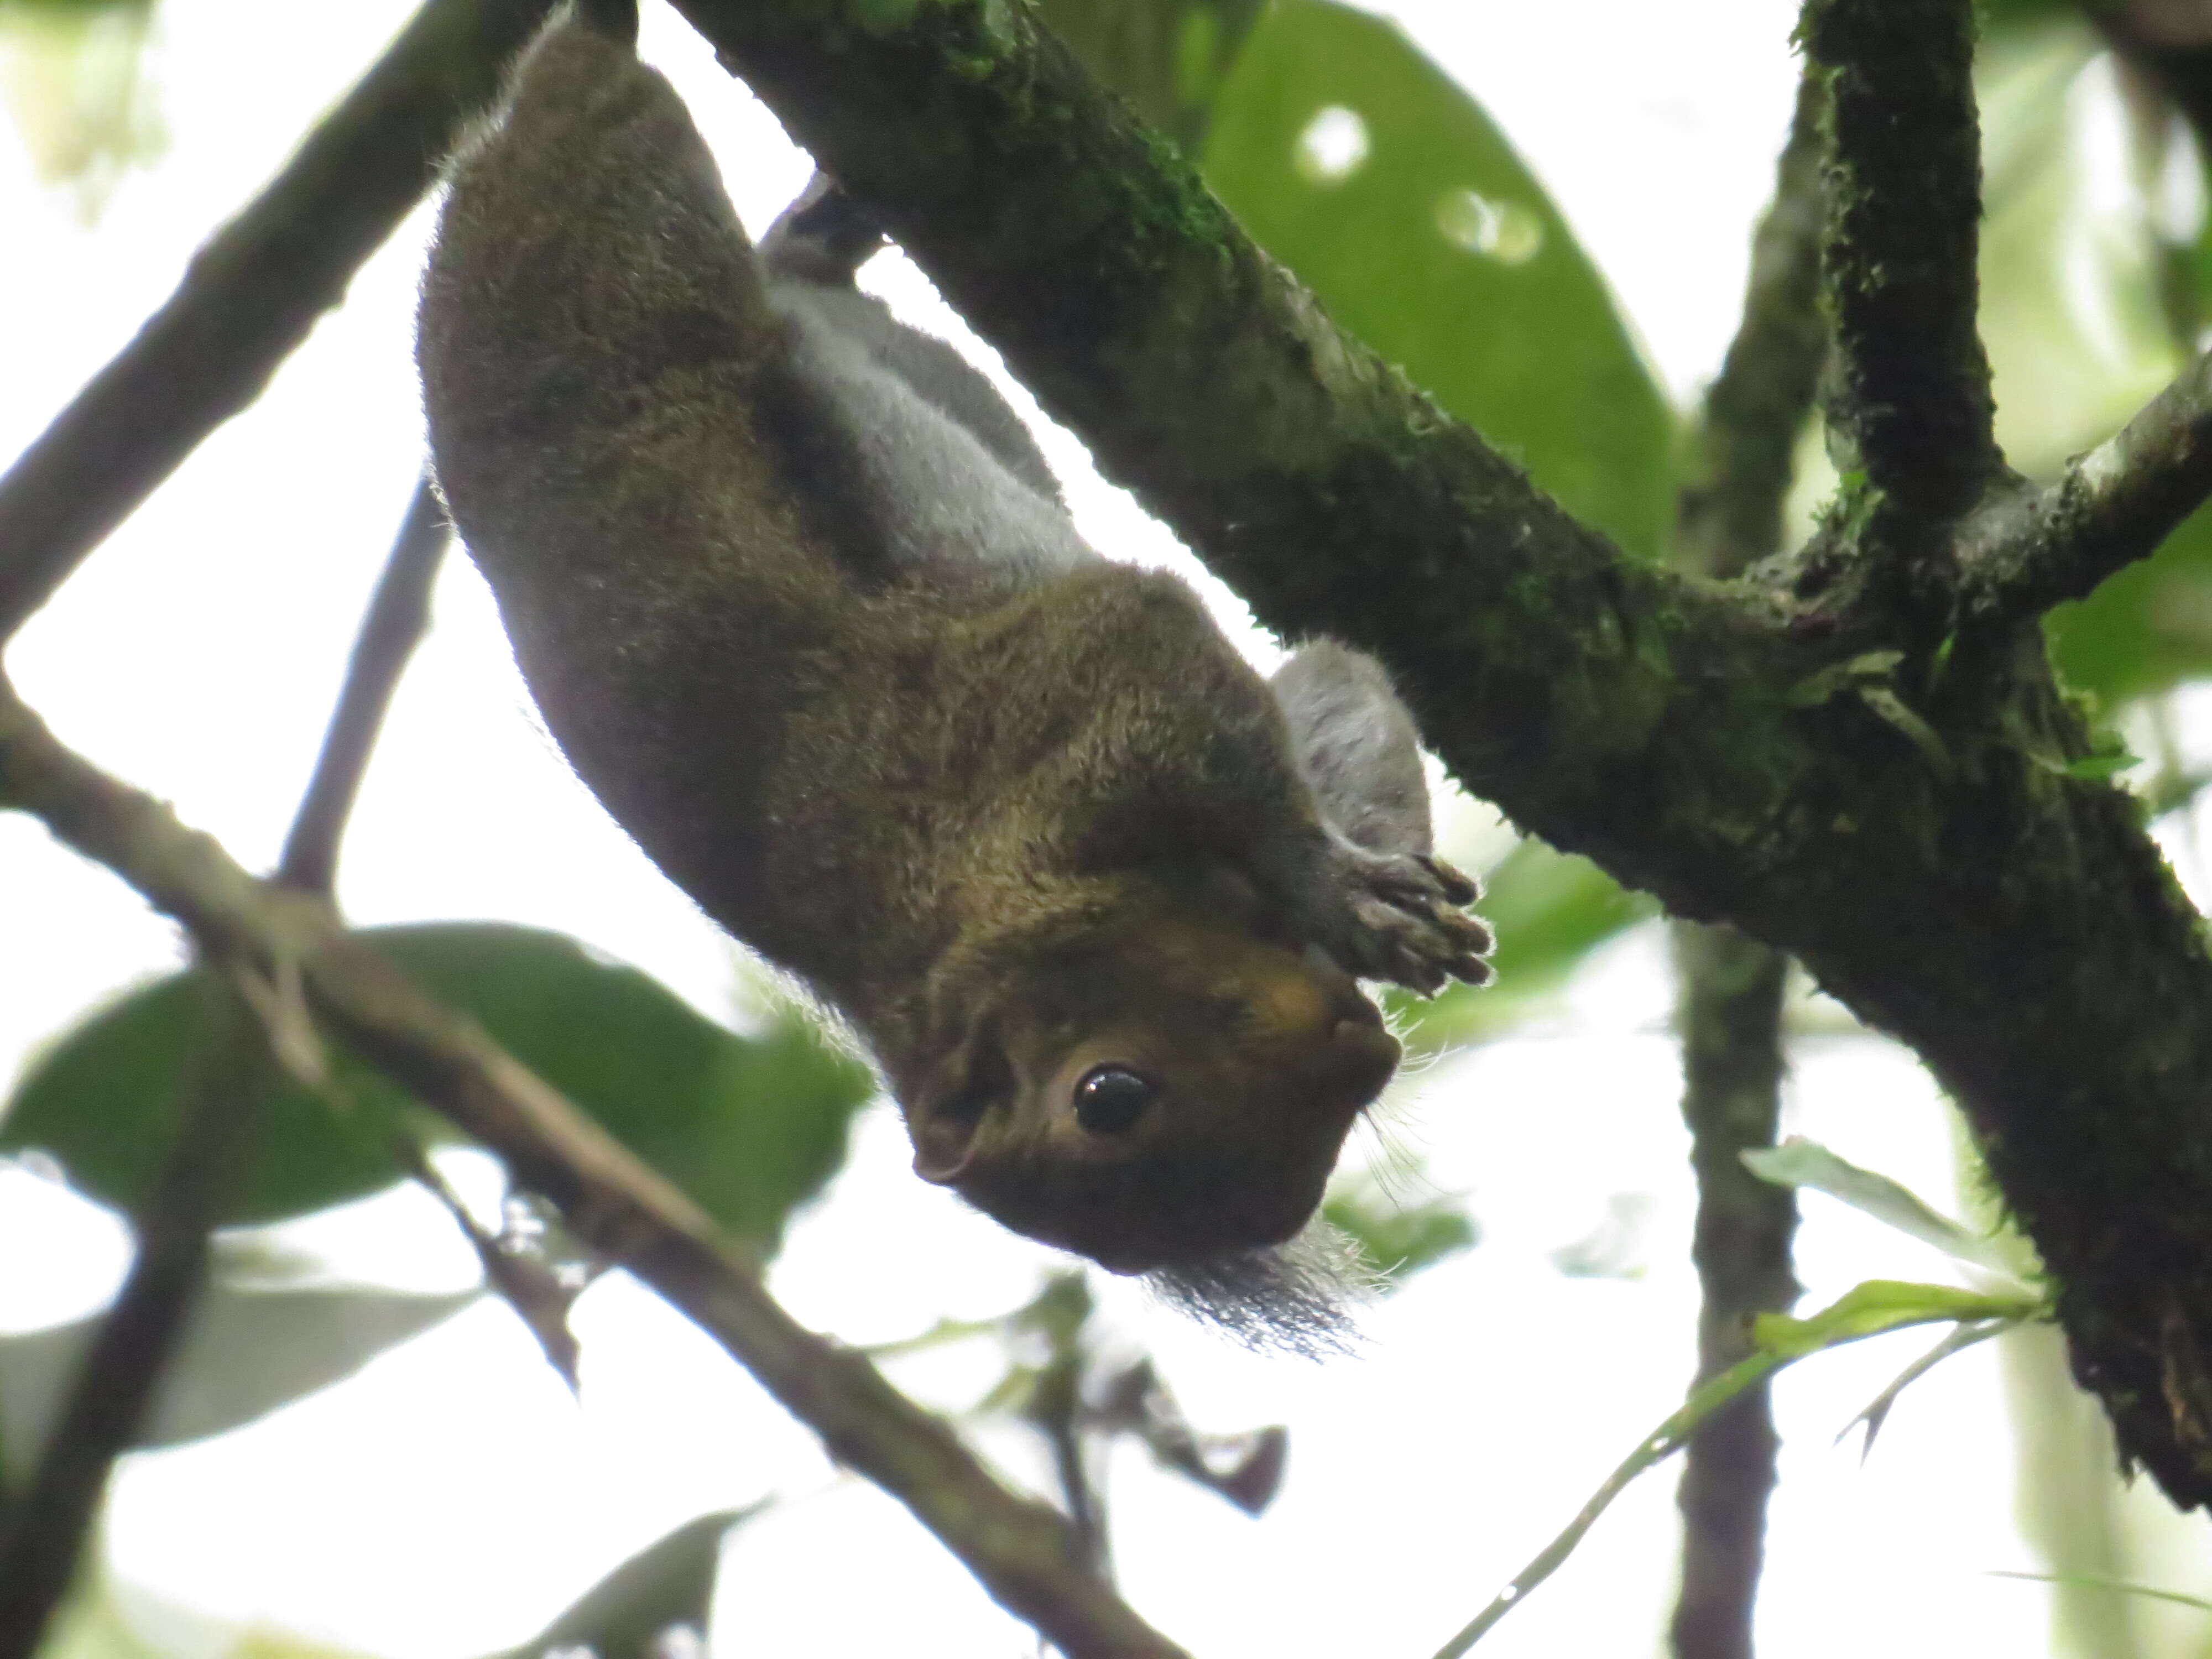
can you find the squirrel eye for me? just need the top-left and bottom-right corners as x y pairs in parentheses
(1072, 1065), (1155, 1135)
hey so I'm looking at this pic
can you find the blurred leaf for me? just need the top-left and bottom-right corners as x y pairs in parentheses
(491, 1508), (756, 1659)
(1967, 21), (2212, 702)
(0, 1233), (477, 1460)
(2046, 506), (2212, 704)
(0, 0), (162, 221)
(1752, 1279), (2046, 1359)
(1204, 0), (1674, 560)
(1321, 1182), (1474, 1285)
(1, 925), (872, 1253)
(1741, 1135), (2023, 1277)
(1394, 839), (1657, 1051)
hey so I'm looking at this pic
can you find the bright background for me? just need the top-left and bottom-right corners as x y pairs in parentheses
(4, 1), (2210, 1655)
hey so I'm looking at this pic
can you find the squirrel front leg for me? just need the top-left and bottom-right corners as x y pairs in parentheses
(1269, 639), (1494, 993)
(1045, 575), (1492, 995)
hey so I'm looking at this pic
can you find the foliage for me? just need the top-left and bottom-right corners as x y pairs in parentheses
(1, 924), (870, 1255)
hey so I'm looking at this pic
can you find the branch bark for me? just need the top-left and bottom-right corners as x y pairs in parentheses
(1952, 349), (2212, 623)
(0, 990), (267, 1659)
(0, 677), (1188, 1659)
(1799, 0), (2002, 521)
(1669, 927), (1795, 1659)
(0, 0), (552, 646)
(278, 476), (449, 895)
(661, 0), (2212, 1504)
(1667, 74), (1823, 1659)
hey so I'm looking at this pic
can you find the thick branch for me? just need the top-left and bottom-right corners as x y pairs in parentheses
(0, 993), (265, 1659)
(1801, 0), (2001, 519)
(0, 679), (1186, 1659)
(665, 0), (2212, 1504)
(279, 477), (449, 895)
(0, 0), (552, 646)
(1952, 349), (2212, 623)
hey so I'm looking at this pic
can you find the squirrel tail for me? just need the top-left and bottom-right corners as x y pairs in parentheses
(575, 0), (638, 48)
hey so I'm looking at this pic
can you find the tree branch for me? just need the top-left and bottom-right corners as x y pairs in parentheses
(0, 0), (552, 646)
(662, 0), (2212, 1504)
(1952, 349), (2212, 623)
(1668, 927), (1796, 1659)
(0, 677), (1187, 1659)
(278, 476), (449, 895)
(0, 989), (267, 1659)
(1667, 73), (1822, 1659)
(1677, 71), (1828, 582)
(1800, 0), (2002, 520)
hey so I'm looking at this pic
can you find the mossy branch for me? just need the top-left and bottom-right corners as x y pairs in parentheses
(1952, 349), (2212, 623)
(1799, 0), (2002, 523)
(664, 0), (2212, 1505)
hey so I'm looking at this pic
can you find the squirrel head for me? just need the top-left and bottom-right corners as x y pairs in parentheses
(891, 875), (1400, 1272)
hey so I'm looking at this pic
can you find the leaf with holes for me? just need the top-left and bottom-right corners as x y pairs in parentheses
(1205, 0), (1674, 560)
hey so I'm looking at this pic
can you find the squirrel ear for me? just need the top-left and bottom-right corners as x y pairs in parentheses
(906, 1019), (1000, 1185)
(911, 1114), (978, 1185)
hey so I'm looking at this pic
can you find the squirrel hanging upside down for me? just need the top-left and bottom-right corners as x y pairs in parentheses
(416, 0), (1492, 1346)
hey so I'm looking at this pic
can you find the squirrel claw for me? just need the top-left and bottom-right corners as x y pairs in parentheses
(1324, 843), (1494, 996)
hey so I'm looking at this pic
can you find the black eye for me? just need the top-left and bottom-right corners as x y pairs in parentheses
(1073, 1065), (1155, 1135)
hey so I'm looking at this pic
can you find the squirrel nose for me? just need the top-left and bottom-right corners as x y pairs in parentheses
(1330, 1018), (1400, 1102)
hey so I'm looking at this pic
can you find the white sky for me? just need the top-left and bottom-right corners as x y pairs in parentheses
(3, 2), (2209, 1657)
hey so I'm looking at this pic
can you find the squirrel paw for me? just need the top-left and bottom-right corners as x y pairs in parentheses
(1326, 846), (1495, 995)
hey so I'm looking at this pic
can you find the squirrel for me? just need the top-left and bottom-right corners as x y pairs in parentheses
(416, 0), (1492, 1345)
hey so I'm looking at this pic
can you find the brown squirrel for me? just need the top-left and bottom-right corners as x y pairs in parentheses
(416, 0), (1491, 1344)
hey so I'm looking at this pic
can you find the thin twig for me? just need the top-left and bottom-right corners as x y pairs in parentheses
(1668, 926), (1796, 1659)
(0, 985), (268, 1659)
(395, 1135), (582, 1390)
(1801, 0), (2001, 519)
(1677, 71), (1828, 582)
(279, 476), (450, 894)
(0, 675), (1187, 1659)
(1952, 350), (2212, 624)
(1663, 68), (1824, 1659)
(0, 0), (549, 644)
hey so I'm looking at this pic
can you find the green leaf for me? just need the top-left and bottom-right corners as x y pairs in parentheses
(1, 925), (871, 1253)
(2046, 504), (2212, 705)
(1393, 839), (1657, 1051)
(1204, 0), (1674, 560)
(489, 1509), (757, 1659)
(1740, 1136), (2023, 1277)
(1752, 1279), (2046, 1359)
